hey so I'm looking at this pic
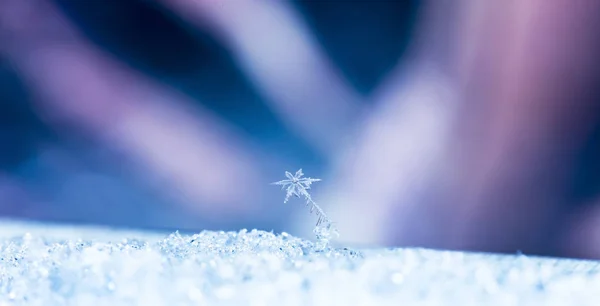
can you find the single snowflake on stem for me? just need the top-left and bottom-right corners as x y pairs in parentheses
(272, 169), (338, 247)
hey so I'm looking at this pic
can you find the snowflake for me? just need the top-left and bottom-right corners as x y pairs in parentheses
(271, 169), (321, 204)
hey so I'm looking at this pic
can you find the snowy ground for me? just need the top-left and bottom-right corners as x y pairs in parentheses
(1, 220), (599, 306)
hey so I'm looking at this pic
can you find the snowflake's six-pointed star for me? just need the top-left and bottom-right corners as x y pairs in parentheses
(271, 169), (321, 203)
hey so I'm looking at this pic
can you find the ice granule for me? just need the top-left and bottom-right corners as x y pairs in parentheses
(1, 221), (600, 305)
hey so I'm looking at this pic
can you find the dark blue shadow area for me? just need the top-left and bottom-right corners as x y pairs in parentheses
(293, 0), (420, 95)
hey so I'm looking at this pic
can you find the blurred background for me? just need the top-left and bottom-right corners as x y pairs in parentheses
(1, 0), (600, 259)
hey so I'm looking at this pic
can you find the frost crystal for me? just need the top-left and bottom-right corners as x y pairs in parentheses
(271, 169), (320, 204)
(272, 169), (338, 247)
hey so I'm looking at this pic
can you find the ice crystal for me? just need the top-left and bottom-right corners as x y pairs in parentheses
(271, 169), (320, 204)
(272, 169), (338, 246)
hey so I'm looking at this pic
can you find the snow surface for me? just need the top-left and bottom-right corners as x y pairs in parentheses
(1, 220), (599, 306)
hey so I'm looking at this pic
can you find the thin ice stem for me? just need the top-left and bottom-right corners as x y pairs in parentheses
(306, 197), (330, 226)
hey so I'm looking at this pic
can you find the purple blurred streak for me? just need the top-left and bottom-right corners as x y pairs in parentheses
(311, 65), (458, 245)
(160, 0), (364, 155)
(0, 0), (266, 218)
(293, 1), (463, 245)
(294, 0), (600, 254)
(444, 0), (600, 253)
(347, 0), (600, 253)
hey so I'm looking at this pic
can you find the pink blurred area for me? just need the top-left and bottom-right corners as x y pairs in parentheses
(1, 0), (600, 259)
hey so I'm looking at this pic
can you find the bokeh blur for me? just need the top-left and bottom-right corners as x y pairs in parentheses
(2, 0), (600, 258)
